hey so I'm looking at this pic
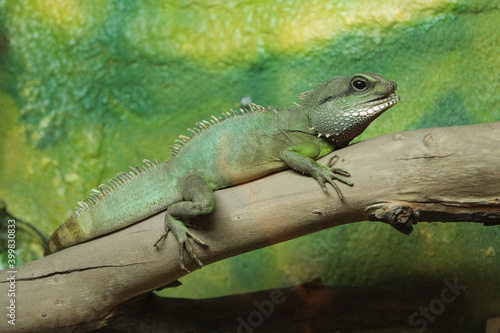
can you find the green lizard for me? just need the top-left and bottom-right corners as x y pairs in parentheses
(44, 73), (399, 271)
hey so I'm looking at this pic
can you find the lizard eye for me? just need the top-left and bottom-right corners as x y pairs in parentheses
(351, 78), (368, 91)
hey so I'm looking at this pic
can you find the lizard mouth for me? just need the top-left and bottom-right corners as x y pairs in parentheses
(348, 93), (400, 118)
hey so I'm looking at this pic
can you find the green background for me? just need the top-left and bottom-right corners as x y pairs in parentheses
(0, 0), (499, 331)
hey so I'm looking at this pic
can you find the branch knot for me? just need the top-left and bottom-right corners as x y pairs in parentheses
(370, 205), (419, 235)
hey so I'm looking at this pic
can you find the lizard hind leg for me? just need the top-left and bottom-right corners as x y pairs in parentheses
(154, 173), (213, 272)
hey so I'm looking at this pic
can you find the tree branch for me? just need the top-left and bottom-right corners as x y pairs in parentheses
(1, 122), (499, 332)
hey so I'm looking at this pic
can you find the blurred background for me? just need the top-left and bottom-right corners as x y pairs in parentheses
(0, 1), (499, 331)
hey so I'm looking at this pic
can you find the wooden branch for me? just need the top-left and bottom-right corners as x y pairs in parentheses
(1, 122), (499, 332)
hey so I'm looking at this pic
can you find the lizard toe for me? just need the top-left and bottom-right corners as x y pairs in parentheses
(162, 217), (207, 271)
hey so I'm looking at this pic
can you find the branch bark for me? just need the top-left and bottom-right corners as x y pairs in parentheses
(1, 122), (499, 332)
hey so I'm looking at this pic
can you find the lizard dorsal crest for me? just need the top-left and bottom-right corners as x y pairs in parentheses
(169, 103), (278, 156)
(70, 159), (161, 219)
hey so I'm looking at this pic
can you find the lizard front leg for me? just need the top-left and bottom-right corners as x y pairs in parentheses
(154, 173), (213, 272)
(280, 143), (353, 200)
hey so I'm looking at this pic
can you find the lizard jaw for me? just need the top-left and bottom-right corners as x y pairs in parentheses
(313, 93), (400, 140)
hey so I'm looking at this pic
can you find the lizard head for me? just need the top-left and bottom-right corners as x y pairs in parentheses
(304, 72), (400, 148)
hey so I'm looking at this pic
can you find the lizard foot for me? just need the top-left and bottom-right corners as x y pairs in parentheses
(326, 155), (351, 178)
(154, 218), (208, 273)
(313, 155), (354, 200)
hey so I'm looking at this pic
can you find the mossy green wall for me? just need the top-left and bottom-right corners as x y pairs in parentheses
(0, 1), (498, 331)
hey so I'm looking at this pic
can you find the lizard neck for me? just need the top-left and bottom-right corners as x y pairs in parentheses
(277, 104), (317, 137)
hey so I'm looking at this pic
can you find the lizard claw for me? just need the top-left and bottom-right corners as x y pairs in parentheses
(326, 155), (353, 185)
(326, 155), (341, 167)
(154, 217), (207, 272)
(331, 168), (352, 180)
(313, 159), (354, 200)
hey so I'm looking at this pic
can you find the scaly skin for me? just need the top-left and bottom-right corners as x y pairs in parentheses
(45, 73), (399, 271)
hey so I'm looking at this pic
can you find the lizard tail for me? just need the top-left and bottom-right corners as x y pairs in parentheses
(44, 217), (87, 256)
